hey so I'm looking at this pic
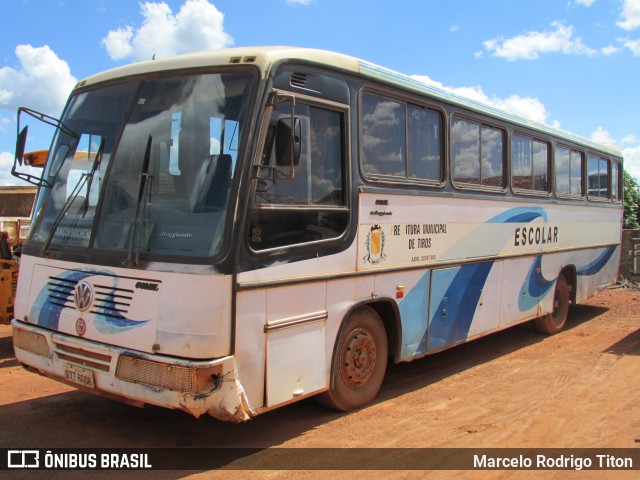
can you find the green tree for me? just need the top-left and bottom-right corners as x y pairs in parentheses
(624, 170), (640, 229)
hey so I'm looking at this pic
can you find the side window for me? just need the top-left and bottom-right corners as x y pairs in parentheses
(451, 117), (504, 188)
(555, 146), (583, 197)
(512, 134), (549, 193)
(570, 149), (584, 196)
(408, 106), (442, 181)
(588, 155), (610, 199)
(249, 101), (348, 250)
(452, 118), (479, 184)
(361, 92), (442, 183)
(362, 94), (405, 176)
(481, 125), (504, 187)
(612, 162), (621, 202)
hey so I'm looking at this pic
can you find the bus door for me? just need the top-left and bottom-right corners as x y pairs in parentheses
(236, 72), (351, 411)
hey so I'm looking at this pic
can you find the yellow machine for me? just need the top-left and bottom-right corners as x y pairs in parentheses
(0, 150), (43, 324)
(0, 260), (18, 324)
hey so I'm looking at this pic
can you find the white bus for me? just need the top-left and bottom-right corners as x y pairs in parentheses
(10, 47), (622, 421)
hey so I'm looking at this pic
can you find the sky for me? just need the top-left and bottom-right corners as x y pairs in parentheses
(1, 0), (640, 185)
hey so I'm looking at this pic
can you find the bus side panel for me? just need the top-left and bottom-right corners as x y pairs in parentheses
(500, 257), (550, 328)
(373, 269), (430, 360)
(426, 261), (503, 352)
(574, 245), (620, 303)
(264, 281), (327, 407)
(325, 274), (376, 367)
(237, 281), (329, 411)
(235, 289), (267, 411)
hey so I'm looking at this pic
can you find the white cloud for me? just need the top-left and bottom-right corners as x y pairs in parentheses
(590, 126), (617, 146)
(411, 74), (552, 125)
(574, 0), (597, 6)
(600, 45), (620, 55)
(0, 151), (43, 186)
(483, 21), (597, 61)
(618, 0), (640, 30)
(0, 44), (77, 116)
(588, 128), (640, 180)
(286, 0), (313, 5)
(102, 0), (233, 61)
(623, 145), (640, 180)
(0, 117), (9, 133)
(621, 37), (640, 55)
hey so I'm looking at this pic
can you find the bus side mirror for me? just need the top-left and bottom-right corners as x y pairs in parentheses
(275, 117), (301, 167)
(15, 126), (28, 167)
(11, 125), (50, 187)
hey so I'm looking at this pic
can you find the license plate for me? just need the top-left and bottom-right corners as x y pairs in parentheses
(63, 363), (95, 389)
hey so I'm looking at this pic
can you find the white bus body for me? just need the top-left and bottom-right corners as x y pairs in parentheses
(11, 47), (622, 421)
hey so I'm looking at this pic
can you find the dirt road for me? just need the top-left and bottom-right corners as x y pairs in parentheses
(1, 287), (639, 480)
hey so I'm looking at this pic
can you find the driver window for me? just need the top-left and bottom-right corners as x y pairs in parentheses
(249, 101), (348, 250)
(255, 103), (344, 206)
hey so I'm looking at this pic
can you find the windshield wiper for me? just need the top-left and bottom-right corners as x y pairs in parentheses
(125, 135), (153, 267)
(79, 138), (105, 216)
(40, 140), (105, 257)
(40, 172), (91, 257)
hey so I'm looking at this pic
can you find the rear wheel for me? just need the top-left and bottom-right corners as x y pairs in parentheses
(319, 306), (388, 411)
(534, 273), (570, 334)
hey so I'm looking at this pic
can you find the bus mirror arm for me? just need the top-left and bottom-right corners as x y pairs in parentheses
(265, 90), (301, 181)
(12, 125), (52, 188)
(11, 106), (78, 188)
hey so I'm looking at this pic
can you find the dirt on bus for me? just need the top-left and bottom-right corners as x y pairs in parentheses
(0, 285), (638, 480)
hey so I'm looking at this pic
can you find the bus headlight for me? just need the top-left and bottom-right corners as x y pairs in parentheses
(115, 355), (222, 394)
(13, 327), (52, 358)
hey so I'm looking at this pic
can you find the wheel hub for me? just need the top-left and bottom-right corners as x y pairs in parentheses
(340, 327), (377, 389)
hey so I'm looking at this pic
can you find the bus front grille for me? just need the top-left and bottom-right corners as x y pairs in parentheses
(52, 342), (112, 372)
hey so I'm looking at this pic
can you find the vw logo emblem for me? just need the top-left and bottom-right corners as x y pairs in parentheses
(74, 281), (94, 312)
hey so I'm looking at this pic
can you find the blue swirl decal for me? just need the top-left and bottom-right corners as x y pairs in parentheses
(30, 270), (93, 330)
(577, 246), (617, 276)
(400, 206), (555, 358)
(487, 206), (547, 224)
(422, 262), (494, 352)
(30, 270), (149, 333)
(518, 256), (555, 312)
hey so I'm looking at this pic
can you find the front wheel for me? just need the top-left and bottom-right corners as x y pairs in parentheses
(534, 273), (570, 335)
(318, 306), (388, 411)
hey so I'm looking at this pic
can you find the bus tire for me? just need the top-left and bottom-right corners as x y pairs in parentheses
(534, 273), (570, 335)
(319, 306), (388, 412)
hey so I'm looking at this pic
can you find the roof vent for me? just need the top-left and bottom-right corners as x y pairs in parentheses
(291, 73), (307, 88)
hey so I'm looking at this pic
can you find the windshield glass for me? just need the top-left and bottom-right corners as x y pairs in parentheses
(29, 71), (255, 261)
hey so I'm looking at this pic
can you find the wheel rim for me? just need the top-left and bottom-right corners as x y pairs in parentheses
(551, 289), (562, 326)
(339, 327), (377, 389)
(551, 279), (569, 327)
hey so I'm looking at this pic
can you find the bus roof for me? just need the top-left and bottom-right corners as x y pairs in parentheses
(77, 46), (621, 159)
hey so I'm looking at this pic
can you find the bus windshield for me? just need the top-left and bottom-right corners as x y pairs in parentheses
(29, 70), (255, 261)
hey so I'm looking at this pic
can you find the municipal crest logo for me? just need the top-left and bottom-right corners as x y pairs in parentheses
(363, 225), (386, 265)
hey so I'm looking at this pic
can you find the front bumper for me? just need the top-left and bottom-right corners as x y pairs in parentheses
(11, 319), (255, 422)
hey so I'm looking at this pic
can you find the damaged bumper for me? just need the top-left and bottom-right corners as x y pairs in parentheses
(11, 320), (255, 422)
